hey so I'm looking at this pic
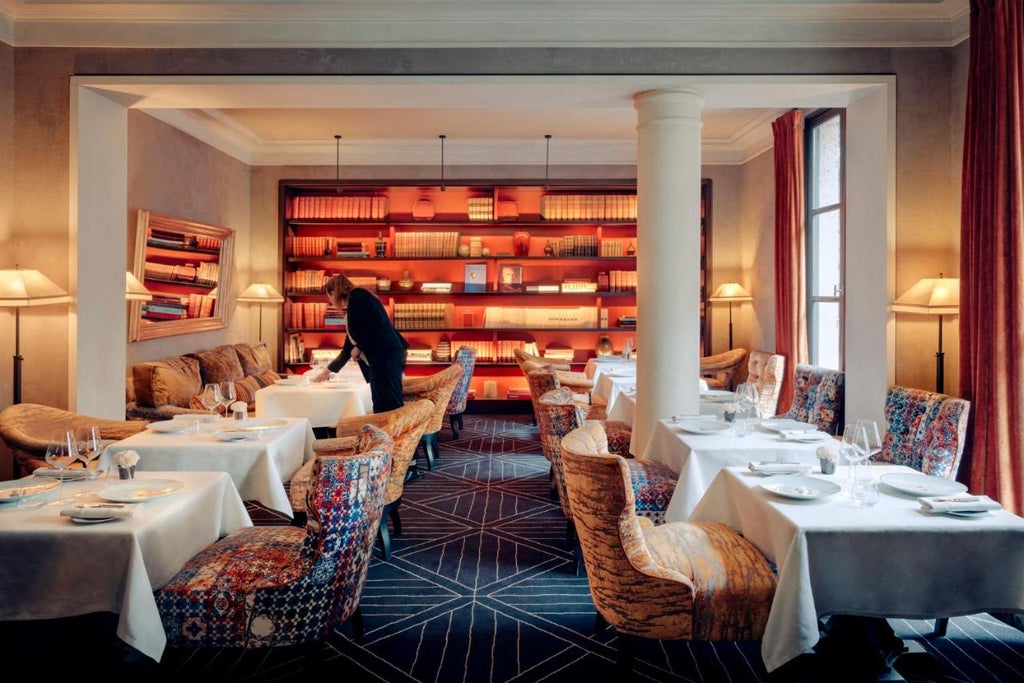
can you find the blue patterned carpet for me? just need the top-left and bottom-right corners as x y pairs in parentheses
(112, 416), (1024, 681)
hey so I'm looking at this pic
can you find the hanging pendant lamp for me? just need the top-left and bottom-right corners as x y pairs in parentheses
(334, 134), (342, 193)
(439, 134), (447, 192)
(544, 134), (552, 191)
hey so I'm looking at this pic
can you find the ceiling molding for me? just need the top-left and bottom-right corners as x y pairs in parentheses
(2, 0), (971, 49)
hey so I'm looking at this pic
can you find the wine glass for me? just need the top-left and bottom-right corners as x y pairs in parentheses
(842, 419), (881, 505)
(45, 428), (79, 505)
(74, 425), (102, 492)
(200, 382), (222, 417)
(622, 338), (634, 360)
(218, 381), (237, 418)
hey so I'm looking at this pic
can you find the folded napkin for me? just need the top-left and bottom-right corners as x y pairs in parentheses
(918, 495), (1002, 513)
(33, 468), (97, 480)
(748, 461), (810, 475)
(59, 503), (142, 520)
(779, 430), (827, 442)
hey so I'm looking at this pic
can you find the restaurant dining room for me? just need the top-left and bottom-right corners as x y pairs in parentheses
(2, 1), (1024, 681)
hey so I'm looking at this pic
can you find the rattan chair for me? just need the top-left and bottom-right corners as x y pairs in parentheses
(402, 364), (463, 475)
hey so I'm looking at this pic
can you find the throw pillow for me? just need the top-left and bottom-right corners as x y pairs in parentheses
(192, 345), (245, 384)
(234, 375), (263, 408)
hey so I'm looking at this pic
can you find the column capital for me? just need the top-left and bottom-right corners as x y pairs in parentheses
(634, 88), (704, 122)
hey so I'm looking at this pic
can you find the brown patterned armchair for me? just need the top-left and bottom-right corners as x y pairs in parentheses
(560, 421), (777, 672)
(402, 364), (464, 476)
(699, 347), (748, 390)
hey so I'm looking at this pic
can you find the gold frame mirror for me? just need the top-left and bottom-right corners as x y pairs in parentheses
(129, 209), (235, 341)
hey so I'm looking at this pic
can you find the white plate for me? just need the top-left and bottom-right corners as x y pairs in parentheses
(748, 462), (813, 476)
(172, 413), (220, 423)
(212, 429), (259, 442)
(945, 510), (990, 519)
(778, 431), (833, 443)
(0, 478), (60, 502)
(880, 472), (968, 497)
(275, 377), (305, 386)
(70, 516), (115, 524)
(226, 418), (289, 432)
(146, 419), (199, 434)
(760, 475), (842, 500)
(673, 420), (731, 435)
(760, 418), (819, 433)
(99, 479), (184, 502)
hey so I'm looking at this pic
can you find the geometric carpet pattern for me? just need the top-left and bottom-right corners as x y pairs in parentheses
(151, 415), (1024, 682)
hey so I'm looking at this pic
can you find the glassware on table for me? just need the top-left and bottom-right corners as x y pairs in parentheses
(842, 419), (882, 505)
(622, 338), (634, 360)
(44, 428), (79, 505)
(218, 381), (237, 418)
(73, 425), (102, 492)
(200, 382), (223, 417)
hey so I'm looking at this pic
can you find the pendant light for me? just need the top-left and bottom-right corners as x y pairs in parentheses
(334, 134), (342, 193)
(544, 134), (552, 190)
(439, 134), (447, 191)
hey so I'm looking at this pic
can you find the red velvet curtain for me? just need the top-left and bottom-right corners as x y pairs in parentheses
(772, 110), (808, 414)
(959, 0), (1024, 514)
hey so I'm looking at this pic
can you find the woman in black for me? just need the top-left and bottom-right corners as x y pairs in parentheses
(310, 273), (409, 413)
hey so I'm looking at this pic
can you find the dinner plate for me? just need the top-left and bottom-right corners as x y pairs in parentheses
(0, 478), (60, 502)
(748, 461), (813, 476)
(99, 479), (184, 502)
(880, 472), (968, 497)
(760, 418), (818, 433)
(760, 475), (842, 500)
(778, 431), (833, 443)
(275, 377), (305, 386)
(212, 429), (259, 442)
(673, 420), (731, 435)
(70, 516), (115, 524)
(226, 418), (289, 432)
(945, 510), (990, 519)
(172, 413), (221, 423)
(146, 419), (199, 434)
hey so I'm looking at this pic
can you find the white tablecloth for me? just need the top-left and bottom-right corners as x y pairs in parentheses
(689, 465), (1024, 673)
(607, 390), (637, 427)
(640, 419), (824, 521)
(593, 370), (636, 408)
(255, 380), (372, 428)
(103, 417), (315, 514)
(584, 356), (635, 380)
(0, 471), (250, 662)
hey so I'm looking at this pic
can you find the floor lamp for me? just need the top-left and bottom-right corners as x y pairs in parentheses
(0, 267), (72, 404)
(891, 275), (960, 394)
(237, 283), (284, 343)
(708, 282), (753, 351)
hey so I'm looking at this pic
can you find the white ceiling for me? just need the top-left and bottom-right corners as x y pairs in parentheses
(13, 1), (968, 166)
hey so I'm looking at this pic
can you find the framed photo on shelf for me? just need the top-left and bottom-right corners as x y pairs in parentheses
(498, 264), (524, 292)
(464, 262), (487, 292)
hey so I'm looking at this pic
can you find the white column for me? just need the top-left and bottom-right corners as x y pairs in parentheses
(631, 88), (704, 455)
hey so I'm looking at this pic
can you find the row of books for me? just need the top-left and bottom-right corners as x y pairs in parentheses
(284, 333), (306, 364)
(286, 302), (344, 329)
(393, 231), (461, 258)
(607, 270), (638, 292)
(540, 194), (638, 221)
(598, 240), (634, 257)
(446, 340), (539, 364)
(141, 293), (215, 321)
(147, 230), (220, 252)
(482, 306), (599, 329)
(393, 303), (455, 330)
(549, 234), (599, 257)
(286, 195), (389, 220)
(144, 261), (219, 287)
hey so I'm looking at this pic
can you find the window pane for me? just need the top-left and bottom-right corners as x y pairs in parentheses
(814, 116), (841, 208)
(811, 301), (841, 370)
(810, 210), (841, 297)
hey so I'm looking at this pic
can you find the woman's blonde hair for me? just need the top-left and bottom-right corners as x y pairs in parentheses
(324, 273), (355, 301)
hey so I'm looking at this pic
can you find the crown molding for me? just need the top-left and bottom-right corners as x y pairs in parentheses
(2, 1), (970, 49)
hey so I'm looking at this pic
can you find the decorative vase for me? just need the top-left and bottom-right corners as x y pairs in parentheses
(819, 458), (837, 475)
(458, 244), (470, 257)
(376, 277), (392, 292)
(399, 270), (414, 291)
(513, 231), (531, 257)
(544, 240), (554, 256)
(626, 241), (637, 256)
(595, 335), (614, 357)
(375, 232), (387, 258)
(118, 466), (136, 480)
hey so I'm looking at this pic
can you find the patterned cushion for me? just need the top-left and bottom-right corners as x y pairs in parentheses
(626, 459), (678, 525)
(234, 375), (263, 409)
(191, 345), (245, 384)
(234, 342), (273, 376)
(876, 385), (970, 478)
(255, 368), (282, 386)
(132, 356), (202, 408)
(781, 364), (845, 434)
(604, 420), (632, 455)
(444, 346), (478, 416)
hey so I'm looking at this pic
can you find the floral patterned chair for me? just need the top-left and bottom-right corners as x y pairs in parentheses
(746, 350), (786, 418)
(402, 364), (464, 475)
(876, 386), (970, 479)
(559, 421), (777, 672)
(778, 363), (845, 435)
(443, 346), (478, 439)
(155, 425), (392, 655)
(289, 399), (433, 560)
(537, 389), (676, 574)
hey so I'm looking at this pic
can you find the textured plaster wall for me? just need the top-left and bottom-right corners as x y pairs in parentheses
(740, 149), (777, 361)
(699, 165), (743, 357)
(0, 40), (12, 478)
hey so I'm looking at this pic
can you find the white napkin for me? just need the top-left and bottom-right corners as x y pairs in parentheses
(918, 495), (1002, 513)
(779, 430), (828, 442)
(748, 461), (810, 475)
(33, 468), (97, 480)
(59, 503), (142, 519)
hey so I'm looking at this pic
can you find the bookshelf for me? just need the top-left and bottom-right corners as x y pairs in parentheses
(278, 180), (711, 406)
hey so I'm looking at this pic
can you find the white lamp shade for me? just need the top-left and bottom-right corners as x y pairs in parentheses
(237, 283), (284, 303)
(891, 277), (960, 315)
(125, 271), (154, 301)
(0, 268), (72, 307)
(708, 282), (753, 302)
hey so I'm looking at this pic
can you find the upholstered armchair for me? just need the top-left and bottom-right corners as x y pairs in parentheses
(513, 347), (597, 397)
(0, 403), (149, 477)
(877, 386), (970, 479)
(289, 399), (433, 560)
(779, 363), (845, 435)
(699, 347), (748, 390)
(444, 346), (478, 439)
(526, 368), (606, 423)
(156, 425), (392, 654)
(402, 364), (464, 474)
(746, 350), (786, 418)
(559, 421), (777, 671)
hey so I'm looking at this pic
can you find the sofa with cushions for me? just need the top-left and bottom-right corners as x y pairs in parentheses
(125, 342), (281, 421)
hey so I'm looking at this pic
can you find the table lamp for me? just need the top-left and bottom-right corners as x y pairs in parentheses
(237, 283), (284, 343)
(0, 267), (72, 403)
(891, 275), (959, 394)
(708, 282), (753, 350)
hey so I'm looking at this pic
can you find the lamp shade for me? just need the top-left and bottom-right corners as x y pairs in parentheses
(708, 282), (753, 302)
(0, 268), (72, 307)
(891, 277), (959, 315)
(125, 271), (153, 301)
(237, 283), (284, 303)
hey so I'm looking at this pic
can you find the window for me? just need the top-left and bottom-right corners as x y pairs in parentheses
(805, 110), (845, 370)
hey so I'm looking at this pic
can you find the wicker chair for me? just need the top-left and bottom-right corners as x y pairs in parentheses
(156, 425), (392, 654)
(560, 421), (777, 672)
(288, 399), (433, 560)
(402, 364), (463, 475)
(699, 348), (748, 390)
(0, 403), (149, 478)
(444, 346), (478, 439)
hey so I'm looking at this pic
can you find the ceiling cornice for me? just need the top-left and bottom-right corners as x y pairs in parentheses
(1, 1), (971, 49)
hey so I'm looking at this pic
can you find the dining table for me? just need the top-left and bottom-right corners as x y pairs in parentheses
(688, 464), (1024, 673)
(102, 416), (315, 515)
(0, 470), (251, 663)
(255, 376), (372, 429)
(639, 416), (828, 520)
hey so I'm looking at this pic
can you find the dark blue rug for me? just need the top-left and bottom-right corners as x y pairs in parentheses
(151, 416), (1024, 681)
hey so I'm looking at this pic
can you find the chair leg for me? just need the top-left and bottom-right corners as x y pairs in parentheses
(377, 517), (392, 561)
(615, 632), (637, 675)
(449, 412), (463, 439)
(933, 617), (949, 637)
(426, 431), (439, 466)
(389, 500), (403, 535)
(348, 606), (365, 642)
(594, 611), (608, 634)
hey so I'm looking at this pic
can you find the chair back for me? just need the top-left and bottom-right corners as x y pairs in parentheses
(781, 364), (845, 435)
(444, 346), (478, 416)
(526, 368), (561, 415)
(536, 388), (587, 517)
(877, 386), (970, 478)
(699, 348), (748, 390)
(402, 364), (464, 435)
(747, 350), (785, 418)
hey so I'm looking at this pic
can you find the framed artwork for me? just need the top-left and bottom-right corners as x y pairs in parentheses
(464, 262), (487, 292)
(499, 264), (523, 292)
